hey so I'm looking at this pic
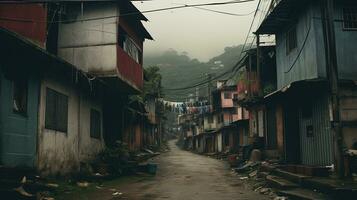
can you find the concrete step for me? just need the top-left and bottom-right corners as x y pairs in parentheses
(266, 175), (299, 189)
(277, 188), (330, 200)
(257, 171), (270, 179)
(259, 163), (277, 173)
(272, 169), (309, 184)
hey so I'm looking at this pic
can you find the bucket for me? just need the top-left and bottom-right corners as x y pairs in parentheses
(146, 163), (158, 175)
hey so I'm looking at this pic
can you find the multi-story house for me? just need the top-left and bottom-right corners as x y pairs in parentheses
(0, 0), (152, 175)
(256, 0), (357, 173)
(236, 46), (277, 156)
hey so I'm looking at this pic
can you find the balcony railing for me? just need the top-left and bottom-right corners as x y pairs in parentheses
(117, 46), (143, 90)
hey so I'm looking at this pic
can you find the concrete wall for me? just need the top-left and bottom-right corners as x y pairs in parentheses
(204, 113), (221, 131)
(57, 2), (118, 75)
(221, 91), (236, 108)
(37, 75), (105, 175)
(216, 132), (223, 152)
(78, 94), (105, 162)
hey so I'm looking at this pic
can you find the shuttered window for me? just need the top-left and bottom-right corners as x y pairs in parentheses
(45, 88), (68, 133)
(90, 109), (101, 139)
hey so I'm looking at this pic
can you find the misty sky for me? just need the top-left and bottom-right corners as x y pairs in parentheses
(133, 0), (269, 62)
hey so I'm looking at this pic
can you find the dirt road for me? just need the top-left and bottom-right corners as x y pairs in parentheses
(59, 140), (268, 200)
(113, 140), (267, 200)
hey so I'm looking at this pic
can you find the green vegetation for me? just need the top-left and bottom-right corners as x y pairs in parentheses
(144, 46), (243, 101)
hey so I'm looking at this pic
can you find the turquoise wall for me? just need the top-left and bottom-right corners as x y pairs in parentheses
(0, 69), (40, 168)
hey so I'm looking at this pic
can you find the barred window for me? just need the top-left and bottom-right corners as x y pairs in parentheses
(343, 7), (357, 30)
(45, 88), (68, 133)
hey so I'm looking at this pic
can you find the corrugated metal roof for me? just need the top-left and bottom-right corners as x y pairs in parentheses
(256, 0), (310, 34)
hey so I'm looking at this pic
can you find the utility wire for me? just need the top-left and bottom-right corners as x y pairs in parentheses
(162, 0), (262, 96)
(0, 0), (256, 24)
(284, 18), (312, 73)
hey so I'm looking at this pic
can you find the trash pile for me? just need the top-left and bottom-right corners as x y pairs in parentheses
(229, 149), (288, 200)
(90, 141), (160, 177)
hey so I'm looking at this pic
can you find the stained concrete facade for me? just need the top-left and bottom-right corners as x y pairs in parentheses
(37, 75), (105, 175)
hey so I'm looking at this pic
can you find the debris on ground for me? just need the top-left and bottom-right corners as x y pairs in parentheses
(46, 183), (59, 188)
(14, 186), (33, 197)
(112, 192), (123, 196)
(77, 181), (89, 187)
(249, 170), (258, 178)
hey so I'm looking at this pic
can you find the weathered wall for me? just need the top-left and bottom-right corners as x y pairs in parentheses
(0, 3), (47, 47)
(221, 91), (236, 108)
(38, 77), (80, 175)
(275, 6), (319, 89)
(37, 76), (105, 175)
(340, 86), (357, 149)
(204, 113), (221, 131)
(78, 94), (105, 162)
(0, 69), (40, 167)
(276, 104), (284, 155)
(298, 93), (333, 166)
(275, 4), (357, 90)
(57, 2), (118, 74)
(216, 132), (223, 152)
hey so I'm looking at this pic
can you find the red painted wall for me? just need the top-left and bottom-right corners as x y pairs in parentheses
(117, 45), (143, 90)
(0, 3), (47, 47)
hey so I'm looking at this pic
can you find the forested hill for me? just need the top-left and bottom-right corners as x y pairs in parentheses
(143, 45), (243, 101)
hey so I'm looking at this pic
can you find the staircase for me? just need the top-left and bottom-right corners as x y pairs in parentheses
(258, 164), (357, 200)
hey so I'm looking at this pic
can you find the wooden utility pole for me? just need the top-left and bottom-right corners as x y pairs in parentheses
(256, 33), (261, 96)
(207, 73), (212, 104)
(321, 0), (344, 177)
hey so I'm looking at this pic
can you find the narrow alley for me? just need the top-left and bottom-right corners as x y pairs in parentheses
(59, 140), (268, 200)
(1, 1), (357, 199)
(118, 140), (268, 200)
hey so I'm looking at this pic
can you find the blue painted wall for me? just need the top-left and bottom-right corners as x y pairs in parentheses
(0, 69), (40, 168)
(275, 3), (357, 90)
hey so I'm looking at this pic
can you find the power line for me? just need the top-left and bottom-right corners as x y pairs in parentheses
(0, 0), (256, 24)
(162, 0), (262, 96)
(284, 18), (313, 74)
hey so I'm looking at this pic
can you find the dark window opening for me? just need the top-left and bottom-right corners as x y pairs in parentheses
(286, 26), (297, 54)
(301, 103), (313, 119)
(224, 134), (230, 146)
(224, 92), (232, 99)
(232, 108), (238, 115)
(45, 88), (68, 133)
(306, 125), (314, 137)
(13, 78), (28, 115)
(90, 109), (101, 139)
(343, 7), (357, 30)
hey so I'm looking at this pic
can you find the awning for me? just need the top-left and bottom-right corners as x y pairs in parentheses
(256, 0), (310, 34)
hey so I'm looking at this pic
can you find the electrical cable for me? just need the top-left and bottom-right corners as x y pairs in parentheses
(284, 18), (312, 74)
(0, 0), (256, 24)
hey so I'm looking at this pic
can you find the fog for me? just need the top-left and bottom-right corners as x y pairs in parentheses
(133, 0), (269, 61)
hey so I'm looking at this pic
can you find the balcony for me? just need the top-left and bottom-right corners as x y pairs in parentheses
(117, 46), (143, 91)
(237, 71), (260, 101)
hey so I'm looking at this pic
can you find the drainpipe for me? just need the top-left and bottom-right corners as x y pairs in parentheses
(321, 0), (344, 177)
